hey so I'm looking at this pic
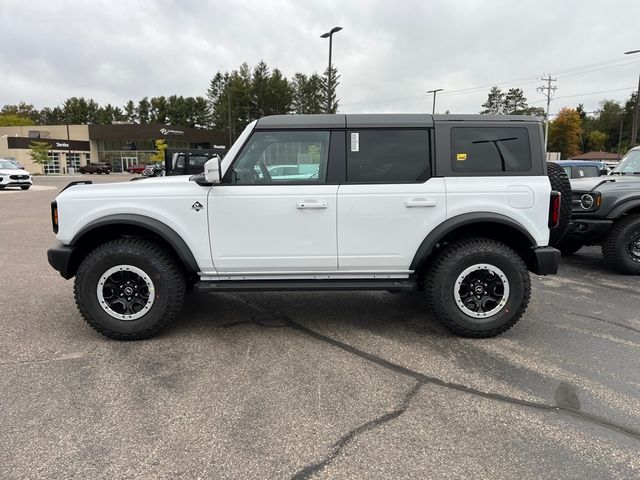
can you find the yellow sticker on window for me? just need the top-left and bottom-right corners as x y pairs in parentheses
(456, 153), (467, 161)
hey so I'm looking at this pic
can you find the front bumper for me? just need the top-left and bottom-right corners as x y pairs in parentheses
(532, 246), (560, 275)
(564, 218), (612, 243)
(47, 244), (74, 279)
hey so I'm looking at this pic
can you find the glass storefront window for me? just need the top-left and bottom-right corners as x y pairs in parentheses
(44, 152), (60, 174)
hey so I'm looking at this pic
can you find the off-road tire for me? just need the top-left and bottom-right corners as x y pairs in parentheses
(556, 238), (583, 256)
(547, 162), (572, 246)
(602, 214), (640, 275)
(74, 238), (186, 340)
(423, 238), (531, 338)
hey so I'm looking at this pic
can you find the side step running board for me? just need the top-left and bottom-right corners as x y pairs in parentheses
(193, 279), (417, 293)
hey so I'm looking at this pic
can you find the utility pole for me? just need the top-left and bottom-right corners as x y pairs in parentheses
(427, 88), (443, 114)
(321, 26), (342, 114)
(537, 74), (557, 155)
(227, 90), (232, 146)
(625, 50), (640, 146)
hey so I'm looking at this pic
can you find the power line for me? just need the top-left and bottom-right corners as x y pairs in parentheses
(340, 56), (640, 107)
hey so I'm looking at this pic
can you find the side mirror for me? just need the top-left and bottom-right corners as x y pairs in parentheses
(204, 157), (221, 184)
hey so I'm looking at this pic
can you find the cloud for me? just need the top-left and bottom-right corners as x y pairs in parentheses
(0, 0), (638, 116)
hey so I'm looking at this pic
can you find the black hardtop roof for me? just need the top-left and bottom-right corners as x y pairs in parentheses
(255, 113), (540, 129)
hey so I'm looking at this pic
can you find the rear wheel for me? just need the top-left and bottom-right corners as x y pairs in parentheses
(602, 215), (640, 274)
(74, 238), (186, 339)
(547, 162), (572, 246)
(423, 238), (530, 337)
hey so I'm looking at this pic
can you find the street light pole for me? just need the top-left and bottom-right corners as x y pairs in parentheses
(625, 50), (640, 146)
(321, 26), (342, 114)
(427, 89), (443, 114)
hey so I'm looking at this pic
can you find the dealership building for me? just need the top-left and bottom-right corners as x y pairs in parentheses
(0, 123), (226, 174)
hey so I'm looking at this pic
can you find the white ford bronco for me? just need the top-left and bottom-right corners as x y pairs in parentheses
(48, 114), (562, 340)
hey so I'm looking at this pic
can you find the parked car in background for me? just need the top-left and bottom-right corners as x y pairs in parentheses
(6, 159), (25, 170)
(165, 148), (226, 176)
(126, 164), (147, 174)
(142, 163), (164, 177)
(552, 160), (607, 179)
(79, 163), (111, 175)
(0, 159), (32, 190)
(559, 146), (640, 274)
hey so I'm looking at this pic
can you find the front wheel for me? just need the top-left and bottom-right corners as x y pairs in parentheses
(602, 215), (640, 274)
(74, 238), (186, 339)
(423, 238), (530, 337)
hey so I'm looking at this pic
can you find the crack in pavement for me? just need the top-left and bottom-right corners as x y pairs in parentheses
(228, 295), (640, 443)
(544, 300), (640, 335)
(291, 381), (423, 480)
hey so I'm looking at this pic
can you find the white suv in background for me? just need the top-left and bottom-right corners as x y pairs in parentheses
(0, 159), (32, 190)
(47, 114), (563, 340)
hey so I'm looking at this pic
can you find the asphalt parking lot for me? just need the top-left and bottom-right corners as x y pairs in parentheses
(1, 174), (639, 479)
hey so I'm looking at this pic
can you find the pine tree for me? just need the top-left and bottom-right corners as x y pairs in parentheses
(481, 86), (505, 114)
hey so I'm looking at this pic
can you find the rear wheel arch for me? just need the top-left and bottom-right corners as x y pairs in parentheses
(68, 214), (199, 278)
(411, 213), (538, 273)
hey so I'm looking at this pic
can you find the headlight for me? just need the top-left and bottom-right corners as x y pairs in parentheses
(580, 194), (594, 209)
(572, 192), (601, 212)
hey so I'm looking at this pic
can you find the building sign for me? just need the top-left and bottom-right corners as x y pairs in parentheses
(160, 128), (184, 136)
(7, 137), (90, 151)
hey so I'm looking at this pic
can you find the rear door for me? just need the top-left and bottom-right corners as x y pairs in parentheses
(337, 128), (447, 271)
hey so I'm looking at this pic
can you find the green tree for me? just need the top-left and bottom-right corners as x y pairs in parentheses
(137, 97), (151, 124)
(586, 130), (608, 151)
(1, 102), (40, 122)
(28, 141), (51, 173)
(124, 100), (137, 123)
(149, 96), (169, 124)
(62, 97), (99, 124)
(548, 108), (582, 158)
(320, 65), (340, 113)
(0, 113), (34, 126)
(291, 73), (325, 114)
(38, 107), (64, 125)
(149, 139), (167, 164)
(480, 86), (505, 114)
(503, 88), (527, 114)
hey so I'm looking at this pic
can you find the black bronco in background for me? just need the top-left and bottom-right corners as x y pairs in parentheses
(164, 148), (226, 176)
(559, 146), (640, 274)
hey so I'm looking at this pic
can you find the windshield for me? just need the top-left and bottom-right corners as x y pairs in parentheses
(613, 149), (640, 175)
(0, 160), (19, 169)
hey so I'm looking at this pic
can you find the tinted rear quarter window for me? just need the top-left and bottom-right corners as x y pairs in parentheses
(347, 130), (429, 183)
(451, 127), (531, 173)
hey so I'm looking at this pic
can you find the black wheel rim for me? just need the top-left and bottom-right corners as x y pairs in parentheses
(97, 265), (155, 320)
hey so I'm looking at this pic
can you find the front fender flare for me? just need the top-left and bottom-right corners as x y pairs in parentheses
(70, 213), (199, 272)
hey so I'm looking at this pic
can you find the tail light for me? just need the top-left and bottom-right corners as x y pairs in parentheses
(51, 201), (59, 233)
(549, 191), (561, 229)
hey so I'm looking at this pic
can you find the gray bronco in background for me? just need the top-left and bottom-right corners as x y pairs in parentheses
(559, 146), (640, 274)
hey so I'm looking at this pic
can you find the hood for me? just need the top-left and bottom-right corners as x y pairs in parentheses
(56, 174), (202, 200)
(570, 175), (640, 192)
(0, 168), (30, 176)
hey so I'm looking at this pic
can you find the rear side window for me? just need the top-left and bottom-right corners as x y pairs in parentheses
(451, 127), (531, 173)
(347, 130), (430, 183)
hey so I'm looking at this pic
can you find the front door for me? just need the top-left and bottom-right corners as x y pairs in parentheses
(209, 130), (338, 273)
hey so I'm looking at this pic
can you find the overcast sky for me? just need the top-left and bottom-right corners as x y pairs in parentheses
(1, 0), (638, 118)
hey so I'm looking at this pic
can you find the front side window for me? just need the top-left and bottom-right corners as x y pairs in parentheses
(451, 127), (532, 173)
(229, 131), (329, 184)
(347, 130), (430, 183)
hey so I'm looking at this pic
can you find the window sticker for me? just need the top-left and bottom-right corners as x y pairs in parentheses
(351, 132), (360, 152)
(456, 153), (467, 161)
